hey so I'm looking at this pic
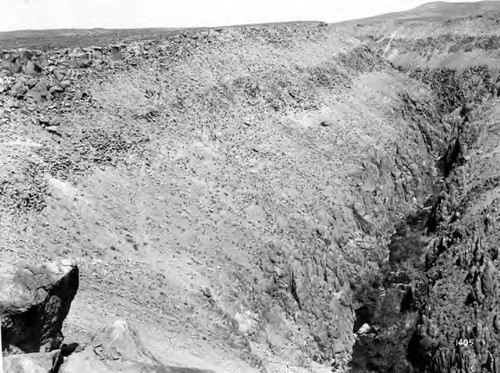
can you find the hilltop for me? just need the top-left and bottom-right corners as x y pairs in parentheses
(336, 0), (500, 24)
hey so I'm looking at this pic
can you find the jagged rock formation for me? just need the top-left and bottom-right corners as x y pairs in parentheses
(0, 260), (78, 353)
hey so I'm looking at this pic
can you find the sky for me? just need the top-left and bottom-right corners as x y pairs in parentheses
(0, 0), (480, 32)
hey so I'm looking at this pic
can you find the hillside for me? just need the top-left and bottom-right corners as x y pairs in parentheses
(1, 2), (500, 373)
(336, 1), (500, 24)
(334, 0), (500, 69)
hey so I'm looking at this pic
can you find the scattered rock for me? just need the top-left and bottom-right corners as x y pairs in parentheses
(4, 98), (19, 108)
(74, 90), (88, 100)
(0, 260), (79, 353)
(45, 126), (62, 137)
(0, 77), (9, 93)
(201, 287), (212, 298)
(60, 80), (71, 89)
(132, 106), (159, 121)
(48, 85), (64, 95)
(494, 314), (500, 332)
(27, 80), (49, 102)
(10, 81), (28, 98)
(481, 260), (496, 296)
(110, 47), (123, 61)
(357, 323), (372, 335)
(92, 48), (103, 60)
(53, 70), (65, 82)
(25, 60), (42, 76)
(26, 77), (37, 89)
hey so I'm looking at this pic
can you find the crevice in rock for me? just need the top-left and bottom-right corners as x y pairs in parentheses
(349, 197), (434, 372)
(348, 65), (498, 372)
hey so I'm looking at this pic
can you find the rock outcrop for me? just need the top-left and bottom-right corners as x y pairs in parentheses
(0, 260), (79, 353)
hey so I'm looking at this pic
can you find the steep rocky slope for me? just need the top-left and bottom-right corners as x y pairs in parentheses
(2, 3), (500, 372)
(336, 2), (500, 372)
(0, 22), (450, 372)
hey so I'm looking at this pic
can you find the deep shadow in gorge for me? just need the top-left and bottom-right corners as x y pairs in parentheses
(349, 200), (435, 373)
(348, 64), (500, 372)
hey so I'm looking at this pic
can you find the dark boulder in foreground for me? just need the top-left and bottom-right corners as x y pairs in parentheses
(0, 260), (79, 353)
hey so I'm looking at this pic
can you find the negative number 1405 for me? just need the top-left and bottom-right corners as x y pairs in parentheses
(456, 339), (474, 347)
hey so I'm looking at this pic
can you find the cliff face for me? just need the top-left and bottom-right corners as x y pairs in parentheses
(2, 3), (500, 373)
(337, 2), (500, 372)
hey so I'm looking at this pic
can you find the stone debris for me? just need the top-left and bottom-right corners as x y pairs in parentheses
(357, 323), (371, 335)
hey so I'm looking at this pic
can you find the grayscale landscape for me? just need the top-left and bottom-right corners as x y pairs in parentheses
(2, 1), (500, 372)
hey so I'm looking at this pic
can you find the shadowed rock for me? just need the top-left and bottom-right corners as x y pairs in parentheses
(0, 260), (79, 353)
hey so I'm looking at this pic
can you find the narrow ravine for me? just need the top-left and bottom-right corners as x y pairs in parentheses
(349, 191), (439, 372)
(348, 68), (497, 372)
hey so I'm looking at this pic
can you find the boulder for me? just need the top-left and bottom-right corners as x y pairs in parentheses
(494, 314), (500, 332)
(27, 80), (49, 102)
(10, 81), (28, 98)
(48, 85), (64, 95)
(357, 323), (372, 335)
(53, 70), (65, 82)
(481, 261), (496, 296)
(92, 48), (103, 60)
(110, 46), (123, 61)
(24, 61), (42, 76)
(3, 350), (62, 373)
(60, 80), (71, 89)
(0, 260), (79, 353)
(59, 320), (213, 373)
(0, 77), (10, 93)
